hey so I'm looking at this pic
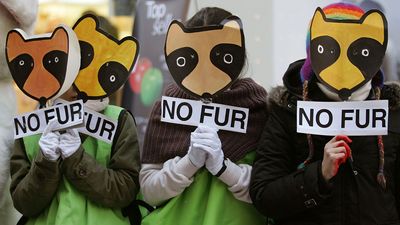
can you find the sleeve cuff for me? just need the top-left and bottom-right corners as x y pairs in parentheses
(174, 155), (200, 178)
(317, 161), (334, 195)
(296, 161), (333, 209)
(218, 159), (242, 187)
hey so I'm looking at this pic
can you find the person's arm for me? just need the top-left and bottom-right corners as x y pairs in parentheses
(249, 103), (331, 219)
(218, 159), (252, 203)
(10, 139), (62, 217)
(139, 155), (200, 206)
(61, 110), (140, 208)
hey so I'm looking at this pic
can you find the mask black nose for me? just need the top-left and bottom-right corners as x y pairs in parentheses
(201, 92), (212, 103)
(338, 88), (351, 101)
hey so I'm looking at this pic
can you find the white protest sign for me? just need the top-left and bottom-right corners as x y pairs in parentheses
(161, 96), (249, 133)
(14, 100), (84, 139)
(297, 100), (388, 136)
(78, 108), (118, 144)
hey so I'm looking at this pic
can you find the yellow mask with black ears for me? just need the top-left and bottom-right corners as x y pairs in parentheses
(72, 14), (139, 101)
(310, 8), (387, 101)
(165, 16), (245, 99)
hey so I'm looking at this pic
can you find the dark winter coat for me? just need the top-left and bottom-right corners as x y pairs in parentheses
(250, 59), (400, 225)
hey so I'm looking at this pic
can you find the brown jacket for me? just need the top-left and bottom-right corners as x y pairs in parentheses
(10, 109), (140, 217)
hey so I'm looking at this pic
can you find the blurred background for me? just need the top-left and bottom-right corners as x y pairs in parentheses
(16, 0), (400, 143)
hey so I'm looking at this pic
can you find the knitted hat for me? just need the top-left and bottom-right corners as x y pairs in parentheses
(0, 0), (39, 34)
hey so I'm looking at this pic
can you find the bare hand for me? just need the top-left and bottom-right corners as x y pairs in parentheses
(321, 135), (352, 181)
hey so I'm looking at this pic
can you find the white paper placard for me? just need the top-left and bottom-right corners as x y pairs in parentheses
(297, 100), (388, 136)
(14, 100), (84, 139)
(78, 108), (118, 144)
(161, 96), (249, 133)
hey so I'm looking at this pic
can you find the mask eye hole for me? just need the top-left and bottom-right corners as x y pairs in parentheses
(110, 75), (116, 82)
(8, 53), (34, 91)
(223, 54), (233, 64)
(79, 41), (94, 70)
(362, 49), (369, 57)
(176, 57), (186, 67)
(318, 45), (324, 54)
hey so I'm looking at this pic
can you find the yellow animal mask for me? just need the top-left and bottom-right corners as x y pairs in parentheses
(6, 25), (80, 107)
(309, 8), (387, 100)
(72, 14), (139, 101)
(165, 16), (245, 99)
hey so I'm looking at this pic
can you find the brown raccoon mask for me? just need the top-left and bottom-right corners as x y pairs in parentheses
(310, 8), (388, 100)
(165, 16), (245, 99)
(6, 25), (80, 107)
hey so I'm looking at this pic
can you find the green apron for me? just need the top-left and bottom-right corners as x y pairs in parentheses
(23, 105), (129, 225)
(141, 151), (266, 225)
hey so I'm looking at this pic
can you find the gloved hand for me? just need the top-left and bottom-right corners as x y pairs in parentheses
(39, 119), (61, 161)
(188, 127), (207, 168)
(59, 129), (81, 159)
(191, 125), (224, 175)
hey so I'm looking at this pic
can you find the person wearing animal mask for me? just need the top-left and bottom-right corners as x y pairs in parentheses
(250, 3), (400, 224)
(139, 7), (268, 225)
(9, 14), (140, 225)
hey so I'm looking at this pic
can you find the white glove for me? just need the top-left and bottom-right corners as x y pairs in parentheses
(192, 125), (224, 175)
(39, 119), (61, 161)
(188, 127), (207, 168)
(59, 129), (81, 158)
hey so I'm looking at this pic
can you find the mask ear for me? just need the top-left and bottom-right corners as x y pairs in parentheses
(52, 27), (68, 46)
(361, 10), (387, 44)
(310, 8), (326, 39)
(221, 16), (242, 30)
(220, 16), (245, 47)
(73, 15), (98, 34)
(6, 30), (26, 60)
(165, 20), (186, 55)
(117, 38), (139, 69)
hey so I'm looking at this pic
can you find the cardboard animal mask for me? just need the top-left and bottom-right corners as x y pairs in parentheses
(6, 25), (80, 107)
(310, 8), (387, 100)
(165, 16), (245, 99)
(72, 14), (139, 101)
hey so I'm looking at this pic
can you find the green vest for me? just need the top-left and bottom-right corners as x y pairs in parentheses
(141, 151), (266, 225)
(23, 105), (129, 225)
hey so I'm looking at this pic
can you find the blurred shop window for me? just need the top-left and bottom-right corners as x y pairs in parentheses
(111, 0), (136, 16)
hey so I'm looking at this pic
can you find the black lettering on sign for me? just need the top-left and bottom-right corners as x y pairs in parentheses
(70, 102), (82, 122)
(299, 108), (313, 126)
(316, 109), (332, 128)
(177, 102), (192, 121)
(27, 113), (40, 132)
(100, 119), (116, 141)
(355, 109), (369, 128)
(231, 110), (246, 129)
(86, 113), (101, 133)
(373, 109), (386, 128)
(341, 110), (354, 128)
(44, 108), (55, 123)
(200, 105), (214, 123)
(56, 104), (70, 125)
(14, 117), (27, 136)
(215, 107), (229, 126)
(162, 99), (175, 119)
